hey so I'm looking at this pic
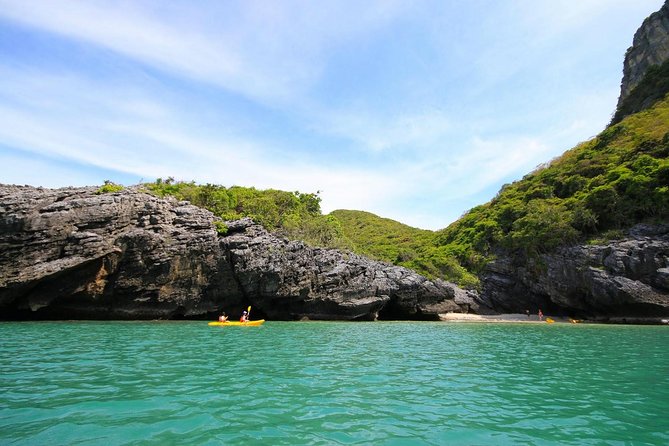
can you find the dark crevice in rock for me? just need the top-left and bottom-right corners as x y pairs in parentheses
(377, 299), (440, 321)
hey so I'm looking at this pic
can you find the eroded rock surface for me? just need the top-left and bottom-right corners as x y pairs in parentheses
(0, 185), (237, 319)
(480, 224), (669, 322)
(221, 218), (463, 320)
(0, 185), (464, 320)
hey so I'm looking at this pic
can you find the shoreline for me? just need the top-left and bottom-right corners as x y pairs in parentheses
(439, 313), (669, 325)
(439, 313), (583, 324)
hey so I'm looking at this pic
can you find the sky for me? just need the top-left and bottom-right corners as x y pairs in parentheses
(0, 0), (664, 229)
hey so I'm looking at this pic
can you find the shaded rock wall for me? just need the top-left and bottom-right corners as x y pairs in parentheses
(479, 225), (669, 322)
(0, 185), (238, 319)
(0, 185), (464, 320)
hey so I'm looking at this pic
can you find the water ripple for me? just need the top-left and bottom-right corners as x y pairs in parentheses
(1, 321), (668, 445)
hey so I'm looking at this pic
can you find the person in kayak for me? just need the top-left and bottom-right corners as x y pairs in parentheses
(218, 312), (228, 323)
(240, 310), (249, 323)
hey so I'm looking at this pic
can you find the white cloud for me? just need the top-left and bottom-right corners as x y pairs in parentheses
(0, 64), (400, 221)
(0, 0), (410, 106)
(316, 107), (452, 152)
(0, 60), (616, 230)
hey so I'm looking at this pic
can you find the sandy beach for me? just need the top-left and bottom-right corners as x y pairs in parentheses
(438, 313), (577, 323)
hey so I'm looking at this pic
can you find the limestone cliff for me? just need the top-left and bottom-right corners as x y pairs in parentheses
(0, 185), (465, 320)
(479, 225), (669, 323)
(617, 1), (669, 110)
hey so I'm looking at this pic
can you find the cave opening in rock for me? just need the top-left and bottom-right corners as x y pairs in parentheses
(376, 301), (441, 321)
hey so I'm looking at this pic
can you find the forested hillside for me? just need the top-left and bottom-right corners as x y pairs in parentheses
(328, 210), (433, 262)
(142, 180), (351, 249)
(435, 94), (669, 274)
(329, 210), (478, 287)
(330, 94), (669, 287)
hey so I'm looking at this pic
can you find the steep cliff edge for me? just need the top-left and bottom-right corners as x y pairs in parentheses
(616, 1), (669, 115)
(0, 185), (465, 320)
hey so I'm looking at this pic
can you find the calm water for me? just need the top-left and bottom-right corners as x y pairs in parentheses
(1, 321), (667, 445)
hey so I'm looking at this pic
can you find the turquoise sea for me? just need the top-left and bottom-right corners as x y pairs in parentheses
(1, 321), (667, 445)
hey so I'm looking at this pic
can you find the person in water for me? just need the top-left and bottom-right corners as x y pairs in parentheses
(218, 312), (228, 323)
(240, 310), (249, 323)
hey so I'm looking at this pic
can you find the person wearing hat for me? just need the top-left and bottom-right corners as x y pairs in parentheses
(239, 310), (249, 323)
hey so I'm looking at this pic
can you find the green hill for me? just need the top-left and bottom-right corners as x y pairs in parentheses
(141, 179), (351, 249)
(330, 210), (479, 287)
(329, 93), (669, 288)
(329, 95), (669, 286)
(434, 93), (669, 273)
(328, 209), (433, 263)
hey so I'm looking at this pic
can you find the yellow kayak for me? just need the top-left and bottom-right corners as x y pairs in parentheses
(545, 317), (555, 324)
(208, 320), (265, 327)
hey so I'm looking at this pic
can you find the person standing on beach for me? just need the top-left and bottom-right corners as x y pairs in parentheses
(538, 309), (544, 321)
(525, 309), (530, 318)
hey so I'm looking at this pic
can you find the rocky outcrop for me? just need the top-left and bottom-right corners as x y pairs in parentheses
(0, 185), (238, 319)
(222, 219), (464, 320)
(0, 185), (464, 320)
(479, 224), (669, 322)
(617, 1), (669, 109)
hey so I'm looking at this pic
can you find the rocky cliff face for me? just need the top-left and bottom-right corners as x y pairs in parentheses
(223, 219), (468, 320)
(479, 225), (669, 322)
(617, 1), (669, 109)
(0, 185), (465, 320)
(0, 185), (235, 319)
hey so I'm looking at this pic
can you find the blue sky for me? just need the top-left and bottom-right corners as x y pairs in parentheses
(0, 0), (664, 229)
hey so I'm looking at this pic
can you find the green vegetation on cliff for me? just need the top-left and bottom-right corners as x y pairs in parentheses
(329, 210), (433, 262)
(96, 180), (124, 194)
(435, 94), (669, 272)
(144, 179), (350, 249)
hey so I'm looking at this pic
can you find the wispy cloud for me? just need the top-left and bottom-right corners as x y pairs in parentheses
(0, 0), (411, 106)
(0, 64), (399, 218)
(317, 107), (452, 152)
